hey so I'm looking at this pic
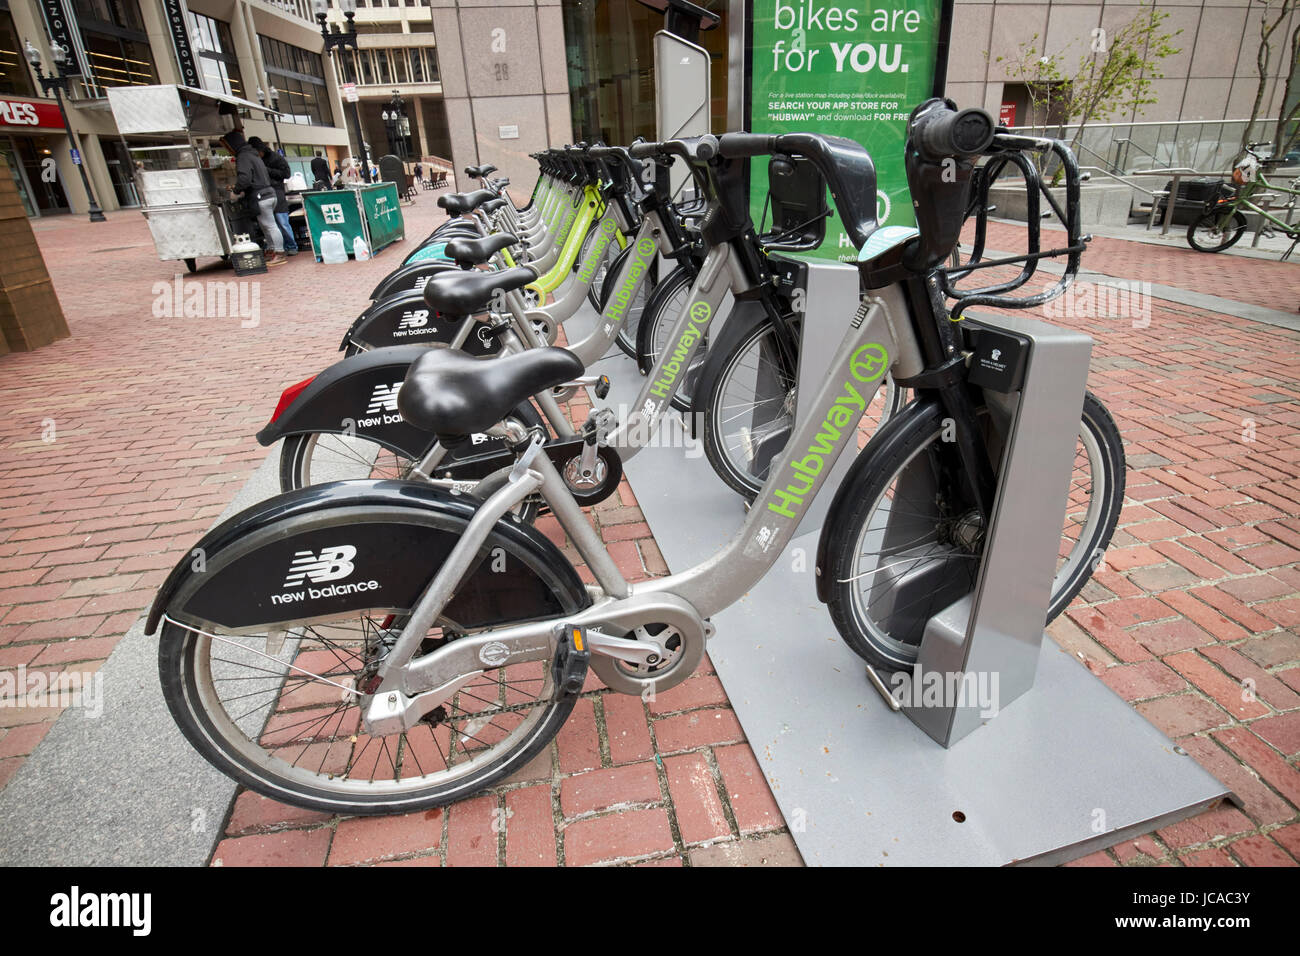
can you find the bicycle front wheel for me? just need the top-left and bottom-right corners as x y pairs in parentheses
(697, 319), (905, 500)
(824, 392), (1125, 671)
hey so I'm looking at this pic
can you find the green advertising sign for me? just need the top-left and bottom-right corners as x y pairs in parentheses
(360, 182), (405, 252)
(748, 0), (948, 260)
(303, 189), (366, 260)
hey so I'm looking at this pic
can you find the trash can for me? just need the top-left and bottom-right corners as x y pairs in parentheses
(1155, 177), (1230, 226)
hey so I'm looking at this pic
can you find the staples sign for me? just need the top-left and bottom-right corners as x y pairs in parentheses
(0, 99), (64, 128)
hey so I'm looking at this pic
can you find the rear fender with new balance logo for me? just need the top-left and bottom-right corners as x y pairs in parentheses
(144, 481), (590, 635)
(256, 346), (443, 459)
(345, 289), (504, 354)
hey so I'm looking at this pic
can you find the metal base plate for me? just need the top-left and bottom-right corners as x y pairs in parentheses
(573, 304), (1232, 866)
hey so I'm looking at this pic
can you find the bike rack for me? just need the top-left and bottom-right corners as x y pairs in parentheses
(899, 312), (1091, 745)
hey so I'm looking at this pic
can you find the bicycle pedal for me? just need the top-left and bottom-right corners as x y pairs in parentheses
(594, 374), (611, 400)
(553, 625), (590, 697)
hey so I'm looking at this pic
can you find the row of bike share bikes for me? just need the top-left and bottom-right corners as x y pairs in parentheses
(148, 99), (1128, 815)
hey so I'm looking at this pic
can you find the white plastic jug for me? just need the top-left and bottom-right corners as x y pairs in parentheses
(319, 230), (347, 264)
(353, 236), (371, 261)
(288, 171), (308, 192)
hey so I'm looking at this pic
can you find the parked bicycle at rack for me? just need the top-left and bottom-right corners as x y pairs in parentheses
(146, 99), (1125, 815)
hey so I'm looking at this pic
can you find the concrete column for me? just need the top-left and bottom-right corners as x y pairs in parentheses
(414, 94), (431, 159)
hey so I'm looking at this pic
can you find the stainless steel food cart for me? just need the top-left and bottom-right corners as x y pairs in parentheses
(106, 84), (286, 272)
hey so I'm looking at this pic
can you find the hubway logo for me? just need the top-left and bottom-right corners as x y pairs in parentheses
(649, 301), (713, 400)
(766, 343), (888, 520)
(603, 237), (657, 324)
(577, 217), (619, 284)
(274, 544), (381, 605)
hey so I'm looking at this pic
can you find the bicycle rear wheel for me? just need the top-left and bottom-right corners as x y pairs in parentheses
(1187, 209), (1246, 252)
(159, 609), (572, 815)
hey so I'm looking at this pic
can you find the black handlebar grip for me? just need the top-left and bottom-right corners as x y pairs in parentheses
(917, 107), (995, 160)
(718, 133), (778, 158)
(629, 141), (662, 159)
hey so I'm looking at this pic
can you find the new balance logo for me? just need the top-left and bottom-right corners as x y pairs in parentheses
(366, 382), (402, 415)
(283, 545), (357, 588)
(398, 310), (429, 330)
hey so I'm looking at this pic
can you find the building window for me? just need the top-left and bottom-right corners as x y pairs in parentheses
(73, 0), (158, 91)
(259, 36), (335, 126)
(185, 12), (243, 99)
(0, 9), (35, 97)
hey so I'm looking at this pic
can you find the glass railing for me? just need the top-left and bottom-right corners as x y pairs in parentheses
(1006, 119), (1288, 175)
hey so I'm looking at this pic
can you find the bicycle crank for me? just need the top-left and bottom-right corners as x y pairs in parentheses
(585, 622), (704, 696)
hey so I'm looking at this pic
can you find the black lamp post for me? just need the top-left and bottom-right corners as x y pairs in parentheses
(24, 40), (106, 222)
(256, 84), (283, 151)
(382, 90), (406, 160)
(312, 0), (371, 183)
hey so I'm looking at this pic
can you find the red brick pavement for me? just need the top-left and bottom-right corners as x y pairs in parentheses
(0, 200), (1297, 866)
(979, 219), (1300, 313)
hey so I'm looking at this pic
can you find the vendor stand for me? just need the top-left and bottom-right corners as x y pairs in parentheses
(105, 84), (291, 272)
(301, 181), (404, 261)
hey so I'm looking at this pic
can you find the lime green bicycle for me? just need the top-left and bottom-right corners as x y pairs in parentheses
(1187, 143), (1300, 257)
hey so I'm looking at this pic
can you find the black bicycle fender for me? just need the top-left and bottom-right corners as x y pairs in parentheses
(257, 346), (436, 455)
(348, 291), (502, 355)
(146, 479), (589, 635)
(369, 259), (460, 300)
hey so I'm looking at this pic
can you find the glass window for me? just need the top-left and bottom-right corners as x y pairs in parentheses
(73, 0), (158, 91)
(0, 10), (35, 97)
(373, 49), (390, 85)
(259, 37), (334, 126)
(185, 12), (243, 99)
(73, 0), (147, 33)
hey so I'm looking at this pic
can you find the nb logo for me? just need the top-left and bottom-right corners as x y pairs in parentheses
(284, 545), (357, 587)
(398, 310), (429, 329)
(366, 382), (402, 414)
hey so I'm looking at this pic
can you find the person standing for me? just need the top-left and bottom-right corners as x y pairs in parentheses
(221, 130), (285, 266)
(414, 161), (422, 183)
(311, 151), (331, 190)
(250, 136), (298, 256)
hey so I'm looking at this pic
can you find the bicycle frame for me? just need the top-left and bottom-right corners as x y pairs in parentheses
(365, 286), (927, 729)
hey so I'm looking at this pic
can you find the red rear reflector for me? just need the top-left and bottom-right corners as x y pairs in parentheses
(269, 375), (316, 423)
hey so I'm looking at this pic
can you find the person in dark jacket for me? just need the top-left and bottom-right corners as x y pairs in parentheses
(221, 129), (285, 265)
(250, 136), (298, 255)
(311, 151), (332, 190)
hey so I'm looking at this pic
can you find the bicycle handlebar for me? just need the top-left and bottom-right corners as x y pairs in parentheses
(911, 103), (996, 161)
(628, 135), (719, 164)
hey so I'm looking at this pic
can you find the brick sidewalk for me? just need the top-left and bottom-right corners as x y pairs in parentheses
(0, 201), (1297, 867)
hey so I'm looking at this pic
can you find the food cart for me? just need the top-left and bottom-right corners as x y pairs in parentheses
(106, 84), (287, 273)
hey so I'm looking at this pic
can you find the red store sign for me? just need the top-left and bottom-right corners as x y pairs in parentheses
(0, 98), (65, 129)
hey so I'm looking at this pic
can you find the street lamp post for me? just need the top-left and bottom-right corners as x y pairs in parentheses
(312, 0), (371, 184)
(24, 41), (106, 222)
(384, 90), (406, 161)
(257, 85), (283, 151)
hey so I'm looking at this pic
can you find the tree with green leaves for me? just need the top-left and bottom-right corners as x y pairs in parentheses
(994, 4), (1182, 176)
